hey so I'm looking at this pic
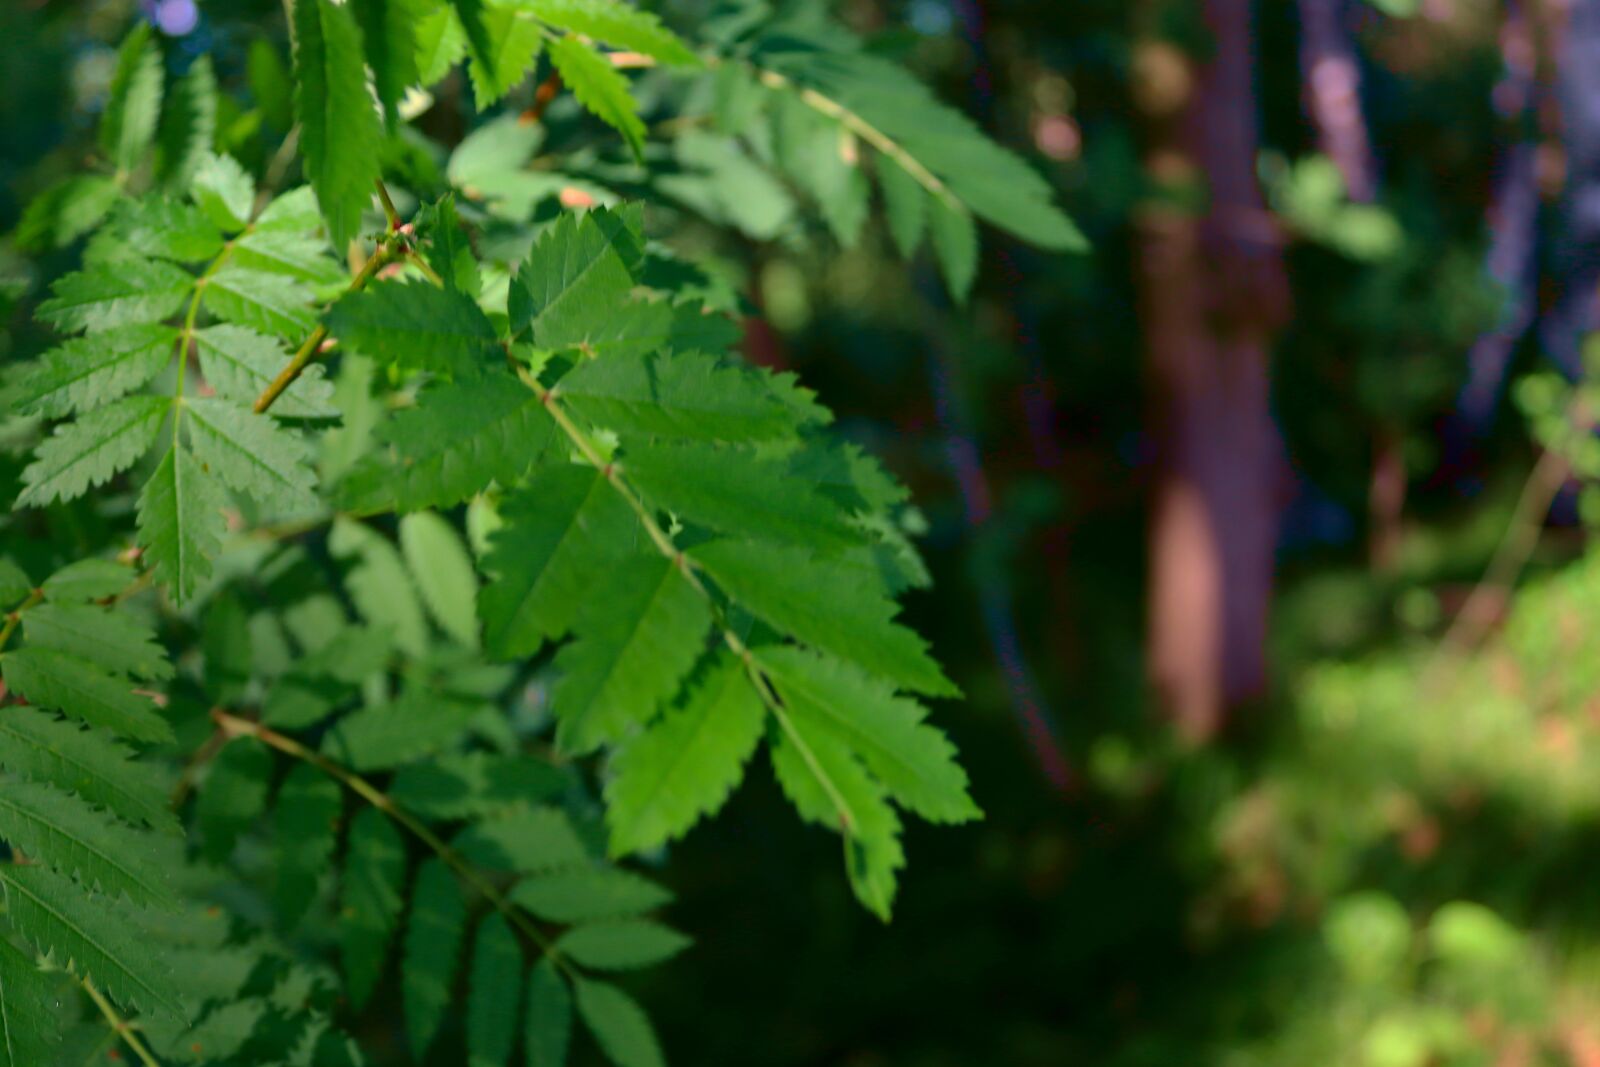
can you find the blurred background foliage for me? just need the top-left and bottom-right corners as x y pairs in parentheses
(6, 0), (1600, 1064)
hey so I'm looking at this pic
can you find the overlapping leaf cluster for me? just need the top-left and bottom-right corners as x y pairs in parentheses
(0, 0), (1083, 1061)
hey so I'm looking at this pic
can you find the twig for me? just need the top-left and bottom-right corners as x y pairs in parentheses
(374, 178), (402, 231)
(209, 709), (574, 972)
(81, 976), (163, 1067)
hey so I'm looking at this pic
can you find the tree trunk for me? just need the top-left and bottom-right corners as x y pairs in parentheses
(1137, 0), (1289, 741)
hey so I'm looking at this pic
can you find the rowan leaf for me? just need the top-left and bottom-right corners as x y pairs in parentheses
(273, 764), (343, 927)
(688, 539), (957, 697)
(202, 267), (318, 339)
(548, 36), (646, 160)
(467, 914), (523, 1067)
(4, 323), (177, 419)
(340, 808), (407, 1009)
(0, 865), (186, 1021)
(137, 443), (227, 605)
(510, 869), (672, 924)
(0, 937), (59, 1067)
(573, 977), (663, 1067)
(184, 397), (320, 513)
(479, 463), (644, 660)
(404, 859), (466, 1059)
(510, 205), (645, 348)
(351, 0), (424, 124)
(558, 349), (822, 442)
(156, 54), (218, 189)
(524, 958), (572, 1067)
(400, 511), (481, 647)
(21, 602), (173, 681)
(512, 0), (699, 67)
(466, 7), (544, 109)
(551, 553), (712, 755)
(757, 645), (979, 823)
(604, 651), (764, 856)
(341, 371), (558, 512)
(0, 707), (178, 834)
(101, 23), (164, 175)
(0, 779), (174, 908)
(555, 920), (688, 971)
(36, 258), (192, 333)
(326, 279), (498, 375)
(16, 395), (169, 508)
(295, 0), (383, 249)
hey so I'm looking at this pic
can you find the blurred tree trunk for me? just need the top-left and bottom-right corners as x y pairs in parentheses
(1136, 0), (1289, 740)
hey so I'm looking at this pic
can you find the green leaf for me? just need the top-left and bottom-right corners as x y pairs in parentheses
(555, 920), (688, 971)
(467, 914), (524, 1067)
(510, 205), (645, 347)
(455, 806), (588, 874)
(558, 349), (821, 443)
(16, 395), (168, 508)
(273, 764), (343, 926)
(416, 195), (482, 295)
(573, 977), (663, 1067)
(36, 258), (192, 333)
(184, 396), (319, 513)
(189, 152), (256, 232)
(605, 651), (764, 856)
(757, 645), (978, 822)
(108, 196), (225, 262)
(21, 602), (173, 681)
(0, 865), (185, 1021)
(0, 707), (177, 834)
(770, 725), (903, 920)
(404, 859), (466, 1059)
(156, 54), (217, 189)
(38, 560), (125, 602)
(0, 779), (174, 907)
(194, 325), (335, 418)
(624, 441), (860, 548)
(13, 176), (122, 253)
(479, 463), (644, 659)
(512, 0), (699, 67)
(0, 937), (59, 1067)
(321, 692), (484, 771)
(400, 511), (481, 647)
(548, 36), (647, 160)
(466, 7), (544, 109)
(330, 518), (430, 658)
(340, 807), (407, 1009)
(927, 194), (977, 302)
(351, 0), (424, 123)
(249, 39), (295, 130)
(876, 153), (926, 258)
(202, 267), (318, 339)
(326, 279), (498, 375)
(510, 869), (672, 924)
(101, 23), (164, 174)
(552, 553), (711, 755)
(4, 323), (177, 419)
(689, 539), (957, 697)
(524, 957), (571, 1067)
(295, 0), (383, 249)
(390, 752), (567, 820)
(0, 647), (171, 742)
(195, 740), (272, 861)
(759, 41), (1086, 252)
(137, 443), (226, 605)
(415, 3), (469, 86)
(341, 371), (558, 512)
(447, 0), (499, 90)
(773, 93), (869, 246)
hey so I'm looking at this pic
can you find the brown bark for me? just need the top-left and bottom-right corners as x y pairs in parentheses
(1136, 0), (1290, 741)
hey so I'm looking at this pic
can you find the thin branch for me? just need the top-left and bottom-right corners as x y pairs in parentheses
(0, 590), (44, 653)
(81, 976), (163, 1067)
(209, 709), (574, 972)
(1424, 398), (1592, 688)
(253, 241), (399, 414)
(374, 178), (402, 231)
